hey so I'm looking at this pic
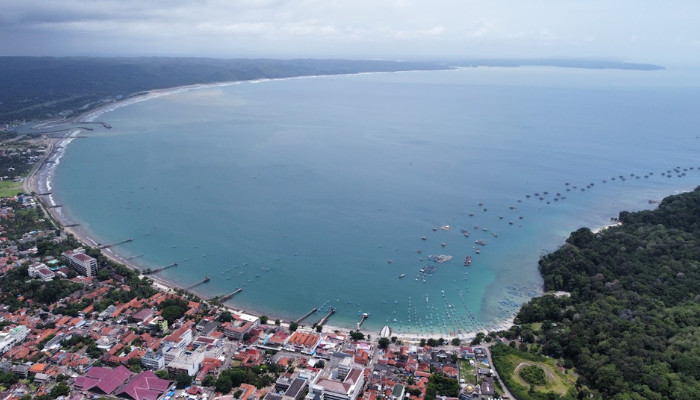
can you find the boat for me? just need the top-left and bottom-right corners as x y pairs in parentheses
(475, 240), (486, 246)
(464, 256), (472, 266)
(399, 274), (405, 278)
(203, 277), (210, 282)
(421, 236), (428, 240)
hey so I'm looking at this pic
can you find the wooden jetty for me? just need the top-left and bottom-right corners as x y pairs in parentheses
(98, 238), (133, 249)
(315, 308), (336, 327)
(295, 308), (318, 324)
(357, 313), (369, 330)
(185, 276), (210, 290)
(218, 288), (243, 302)
(144, 262), (178, 275)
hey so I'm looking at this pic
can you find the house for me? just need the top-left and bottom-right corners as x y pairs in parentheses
(480, 377), (495, 397)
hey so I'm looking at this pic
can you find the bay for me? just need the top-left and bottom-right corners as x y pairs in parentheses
(52, 66), (700, 336)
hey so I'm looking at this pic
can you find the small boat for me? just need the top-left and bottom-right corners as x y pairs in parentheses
(399, 274), (405, 278)
(421, 236), (428, 240)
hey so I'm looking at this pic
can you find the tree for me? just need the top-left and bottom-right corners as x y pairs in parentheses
(175, 372), (192, 389)
(155, 369), (169, 379)
(259, 315), (268, 324)
(451, 338), (461, 346)
(50, 382), (70, 398)
(289, 322), (299, 332)
(161, 305), (186, 325)
(202, 374), (216, 387)
(215, 375), (233, 394)
(275, 319), (281, 326)
(218, 311), (233, 323)
(315, 325), (323, 333)
(349, 331), (365, 341)
(378, 337), (391, 349)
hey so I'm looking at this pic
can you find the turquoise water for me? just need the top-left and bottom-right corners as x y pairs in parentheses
(51, 67), (700, 336)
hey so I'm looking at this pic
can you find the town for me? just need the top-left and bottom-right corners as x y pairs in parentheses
(0, 182), (520, 400)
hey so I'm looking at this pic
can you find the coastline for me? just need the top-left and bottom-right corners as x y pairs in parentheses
(23, 68), (683, 342)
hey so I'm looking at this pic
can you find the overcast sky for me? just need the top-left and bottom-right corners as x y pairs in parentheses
(1, 0), (698, 64)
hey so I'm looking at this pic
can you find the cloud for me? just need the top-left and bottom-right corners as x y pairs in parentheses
(0, 0), (699, 63)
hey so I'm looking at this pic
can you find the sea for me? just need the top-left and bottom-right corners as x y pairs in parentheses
(47, 65), (700, 337)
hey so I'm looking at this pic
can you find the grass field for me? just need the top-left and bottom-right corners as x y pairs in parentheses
(0, 180), (24, 197)
(459, 360), (477, 385)
(508, 354), (575, 396)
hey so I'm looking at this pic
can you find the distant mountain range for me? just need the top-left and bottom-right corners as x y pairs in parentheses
(0, 57), (664, 123)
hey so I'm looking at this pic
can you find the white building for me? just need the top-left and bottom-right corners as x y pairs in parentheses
(28, 263), (54, 282)
(142, 348), (166, 370)
(0, 326), (29, 355)
(310, 368), (364, 400)
(62, 248), (98, 277)
(167, 347), (205, 376)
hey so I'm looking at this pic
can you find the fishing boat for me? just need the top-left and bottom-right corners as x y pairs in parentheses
(399, 274), (405, 278)
(464, 256), (472, 266)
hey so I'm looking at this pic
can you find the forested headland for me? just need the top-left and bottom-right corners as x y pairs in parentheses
(514, 186), (700, 399)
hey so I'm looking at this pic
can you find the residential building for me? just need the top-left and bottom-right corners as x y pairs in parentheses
(0, 325), (28, 355)
(142, 348), (166, 370)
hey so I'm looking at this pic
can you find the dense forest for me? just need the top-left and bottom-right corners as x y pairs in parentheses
(515, 186), (700, 399)
(0, 57), (447, 123)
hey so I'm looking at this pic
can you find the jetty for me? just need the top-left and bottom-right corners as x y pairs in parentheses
(37, 192), (51, 196)
(126, 254), (143, 260)
(357, 313), (369, 330)
(295, 308), (318, 324)
(47, 204), (62, 208)
(98, 238), (133, 249)
(218, 288), (243, 302)
(185, 276), (210, 290)
(64, 223), (80, 228)
(145, 262), (178, 274)
(315, 308), (336, 327)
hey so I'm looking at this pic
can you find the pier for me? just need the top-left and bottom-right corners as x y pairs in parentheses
(64, 223), (80, 228)
(37, 192), (52, 196)
(126, 254), (143, 260)
(218, 288), (243, 302)
(315, 308), (336, 327)
(357, 313), (368, 330)
(144, 262), (178, 275)
(295, 308), (318, 324)
(47, 204), (62, 208)
(98, 238), (133, 249)
(185, 276), (210, 290)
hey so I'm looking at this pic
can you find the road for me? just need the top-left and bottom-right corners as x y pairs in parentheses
(483, 344), (514, 399)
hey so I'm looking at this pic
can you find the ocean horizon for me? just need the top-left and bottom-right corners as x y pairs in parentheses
(45, 66), (700, 337)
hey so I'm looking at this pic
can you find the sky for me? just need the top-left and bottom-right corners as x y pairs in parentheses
(1, 0), (699, 64)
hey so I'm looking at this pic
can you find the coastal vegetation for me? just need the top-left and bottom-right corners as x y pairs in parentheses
(513, 186), (700, 399)
(490, 344), (577, 400)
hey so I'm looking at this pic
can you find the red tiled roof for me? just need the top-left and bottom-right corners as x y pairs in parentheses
(115, 370), (172, 400)
(74, 365), (132, 394)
